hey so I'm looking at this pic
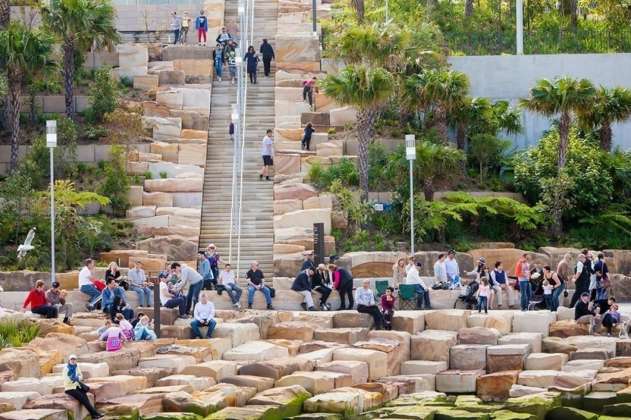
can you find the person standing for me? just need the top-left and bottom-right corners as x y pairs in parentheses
(246, 261), (274, 309)
(355, 279), (383, 330)
(392, 258), (407, 289)
(195, 10), (208, 45)
(23, 280), (58, 318)
(218, 263), (242, 309)
(171, 262), (204, 314)
(159, 272), (187, 318)
(301, 122), (316, 151)
(260, 129), (274, 181)
(226, 42), (237, 85)
(171, 12), (182, 45)
(199, 251), (215, 290)
(244, 45), (259, 84)
(259, 39), (275, 77)
(405, 261), (431, 310)
(515, 254), (531, 311)
(292, 268), (315, 311)
(205, 244), (221, 284)
(542, 265), (561, 311)
(477, 278), (490, 314)
(213, 44), (223, 81)
(63, 355), (103, 419)
(303, 77), (317, 110)
(128, 260), (153, 308)
(216, 26), (232, 46)
(380, 287), (396, 330)
(331, 263), (354, 310)
(190, 292), (216, 339)
(181, 12), (191, 44)
(46, 281), (73, 324)
(571, 253), (591, 308)
(312, 263), (332, 310)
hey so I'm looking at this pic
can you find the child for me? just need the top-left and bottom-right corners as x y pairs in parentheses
(543, 280), (553, 310)
(116, 313), (134, 342)
(380, 287), (396, 331)
(131, 312), (145, 328)
(134, 315), (157, 341)
(96, 319), (112, 341)
(602, 303), (621, 336)
(477, 278), (490, 314)
(100, 321), (126, 352)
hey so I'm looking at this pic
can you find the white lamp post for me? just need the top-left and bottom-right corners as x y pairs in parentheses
(46, 120), (57, 285)
(405, 134), (416, 254)
(516, 0), (524, 55)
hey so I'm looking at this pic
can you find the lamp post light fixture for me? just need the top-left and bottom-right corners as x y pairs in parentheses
(46, 120), (57, 285)
(516, 0), (524, 55)
(405, 134), (416, 255)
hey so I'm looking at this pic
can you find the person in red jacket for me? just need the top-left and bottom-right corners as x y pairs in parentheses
(23, 280), (58, 318)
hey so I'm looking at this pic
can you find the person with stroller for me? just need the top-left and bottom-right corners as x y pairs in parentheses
(457, 276), (479, 309)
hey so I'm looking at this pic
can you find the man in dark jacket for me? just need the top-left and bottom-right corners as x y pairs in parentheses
(292, 268), (315, 311)
(259, 39), (275, 77)
(575, 292), (601, 333)
(300, 251), (315, 272)
(331, 263), (354, 310)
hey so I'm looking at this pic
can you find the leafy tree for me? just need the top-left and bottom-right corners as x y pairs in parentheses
(41, 0), (118, 118)
(405, 69), (469, 143)
(0, 22), (53, 171)
(519, 77), (595, 170)
(85, 67), (118, 123)
(578, 86), (631, 152)
(320, 65), (394, 201)
(97, 145), (130, 217)
(468, 133), (511, 184)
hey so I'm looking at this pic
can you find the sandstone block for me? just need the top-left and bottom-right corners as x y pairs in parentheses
(425, 310), (469, 331)
(303, 390), (364, 416)
(144, 177), (203, 193)
(401, 360), (448, 375)
(333, 347), (387, 380)
(317, 361), (368, 386)
(391, 311), (425, 334)
(98, 393), (162, 416)
(77, 349), (140, 371)
(143, 192), (174, 207)
(246, 384), (311, 417)
(276, 371), (347, 394)
(267, 321), (315, 341)
(223, 341), (289, 362)
(332, 312), (373, 329)
(213, 323), (260, 347)
(313, 328), (367, 345)
(512, 311), (554, 336)
(449, 345), (488, 371)
(0, 392), (40, 410)
(156, 374), (214, 391)
(562, 359), (604, 371)
(377, 374), (436, 394)
(457, 327), (500, 345)
(525, 353), (567, 371)
(518, 370), (559, 388)
(498, 332), (543, 353)
(238, 358), (314, 380)
(436, 370), (484, 394)
(486, 344), (530, 373)
(220, 375), (275, 392)
(180, 360), (238, 381)
(138, 355), (197, 372)
(411, 330), (458, 362)
(476, 370), (519, 402)
(274, 183), (318, 201)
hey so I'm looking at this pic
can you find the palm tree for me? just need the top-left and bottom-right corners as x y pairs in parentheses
(320, 65), (394, 201)
(519, 77), (595, 169)
(406, 69), (469, 144)
(41, 0), (117, 118)
(0, 23), (53, 171)
(415, 141), (465, 201)
(578, 86), (631, 152)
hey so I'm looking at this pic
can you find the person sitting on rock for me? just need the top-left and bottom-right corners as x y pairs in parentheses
(159, 272), (187, 318)
(46, 281), (72, 324)
(312, 263), (332, 311)
(128, 260), (153, 308)
(190, 292), (216, 339)
(100, 320), (126, 351)
(105, 261), (127, 290)
(246, 261), (274, 310)
(96, 319), (112, 340)
(602, 303), (622, 337)
(102, 278), (134, 321)
(575, 292), (600, 334)
(380, 287), (396, 330)
(63, 354), (104, 419)
(355, 279), (383, 330)
(300, 250), (315, 272)
(134, 315), (157, 341)
(292, 267), (316, 311)
(217, 263), (242, 309)
(79, 258), (104, 311)
(23, 280), (58, 318)
(115, 313), (134, 341)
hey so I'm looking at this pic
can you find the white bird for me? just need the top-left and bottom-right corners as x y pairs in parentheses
(17, 228), (36, 260)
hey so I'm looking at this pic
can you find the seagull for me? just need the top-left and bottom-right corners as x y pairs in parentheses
(17, 228), (36, 260)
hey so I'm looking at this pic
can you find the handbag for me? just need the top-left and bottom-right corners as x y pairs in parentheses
(268, 287), (276, 298)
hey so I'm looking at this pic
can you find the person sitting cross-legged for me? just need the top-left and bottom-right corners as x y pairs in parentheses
(159, 271), (187, 318)
(190, 292), (216, 339)
(102, 278), (134, 321)
(292, 267), (316, 311)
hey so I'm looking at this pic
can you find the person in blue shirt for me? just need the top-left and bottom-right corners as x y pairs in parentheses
(102, 278), (133, 321)
(198, 251), (216, 290)
(195, 10), (209, 45)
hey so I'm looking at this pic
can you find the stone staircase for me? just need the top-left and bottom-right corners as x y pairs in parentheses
(199, 0), (278, 278)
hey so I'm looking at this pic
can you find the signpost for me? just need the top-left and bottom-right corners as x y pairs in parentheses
(313, 222), (325, 266)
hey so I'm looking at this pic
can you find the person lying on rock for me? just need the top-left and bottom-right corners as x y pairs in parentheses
(63, 354), (104, 419)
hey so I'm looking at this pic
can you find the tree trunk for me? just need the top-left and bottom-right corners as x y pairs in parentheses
(0, 0), (9, 29)
(434, 107), (449, 144)
(356, 108), (377, 202)
(7, 71), (23, 172)
(423, 178), (434, 201)
(350, 0), (364, 23)
(557, 112), (571, 169)
(62, 39), (75, 118)
(456, 121), (466, 150)
(599, 121), (612, 152)
(465, 0), (474, 17)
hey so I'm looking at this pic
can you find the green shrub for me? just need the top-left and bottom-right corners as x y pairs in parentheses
(97, 145), (130, 217)
(0, 320), (39, 348)
(85, 68), (118, 123)
(159, 171), (168, 179)
(308, 159), (359, 190)
(143, 171), (152, 180)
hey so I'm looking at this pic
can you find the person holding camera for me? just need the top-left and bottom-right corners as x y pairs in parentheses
(190, 292), (216, 339)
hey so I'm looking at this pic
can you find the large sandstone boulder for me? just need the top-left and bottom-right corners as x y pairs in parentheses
(436, 370), (484, 394)
(267, 322), (315, 341)
(0, 349), (41, 379)
(223, 341), (289, 362)
(549, 320), (590, 338)
(317, 361), (368, 386)
(238, 358), (314, 380)
(476, 371), (519, 402)
(449, 345), (488, 371)
(498, 332), (543, 353)
(332, 348), (387, 380)
(411, 330), (458, 362)
(425, 310), (469, 331)
(274, 183), (318, 201)
(457, 327), (500, 345)
(246, 385), (311, 418)
(525, 353), (567, 371)
(275, 33), (321, 72)
(487, 344), (530, 373)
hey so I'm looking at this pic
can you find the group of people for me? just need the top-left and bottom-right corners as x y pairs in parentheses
(170, 10), (209, 45)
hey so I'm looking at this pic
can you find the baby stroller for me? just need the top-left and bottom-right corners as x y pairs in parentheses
(454, 279), (479, 309)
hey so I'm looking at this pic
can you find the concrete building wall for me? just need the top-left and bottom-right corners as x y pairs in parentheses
(448, 54), (631, 150)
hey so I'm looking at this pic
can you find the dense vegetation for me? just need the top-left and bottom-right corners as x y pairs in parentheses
(0, 319), (39, 349)
(324, 0), (631, 55)
(0, 0), (137, 272)
(317, 1), (631, 253)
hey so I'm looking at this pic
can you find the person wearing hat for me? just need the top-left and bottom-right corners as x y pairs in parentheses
(405, 261), (432, 310)
(63, 354), (103, 419)
(46, 281), (73, 324)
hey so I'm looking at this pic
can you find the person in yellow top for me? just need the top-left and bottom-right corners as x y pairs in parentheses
(63, 354), (103, 419)
(181, 12), (191, 44)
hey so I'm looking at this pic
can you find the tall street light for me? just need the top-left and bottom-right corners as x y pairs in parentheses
(405, 134), (416, 255)
(516, 0), (524, 55)
(46, 120), (57, 285)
